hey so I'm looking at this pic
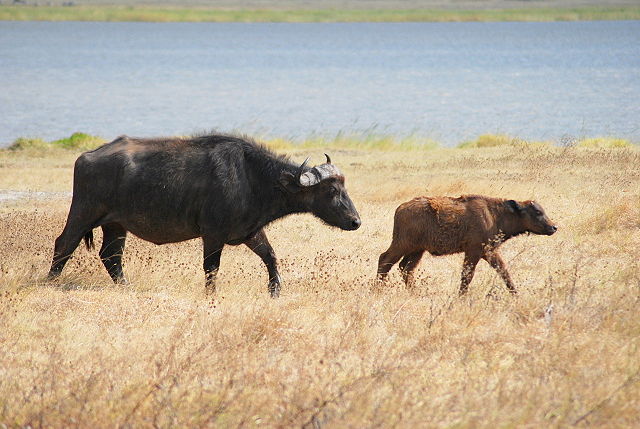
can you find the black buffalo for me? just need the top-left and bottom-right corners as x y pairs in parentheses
(47, 133), (361, 297)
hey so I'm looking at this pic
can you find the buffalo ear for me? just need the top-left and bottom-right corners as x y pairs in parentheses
(279, 171), (301, 193)
(506, 200), (523, 214)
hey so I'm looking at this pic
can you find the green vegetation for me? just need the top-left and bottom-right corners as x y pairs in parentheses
(574, 136), (633, 148)
(7, 137), (50, 151)
(50, 132), (105, 150)
(1, 5), (639, 22)
(5, 132), (636, 153)
(8, 132), (105, 151)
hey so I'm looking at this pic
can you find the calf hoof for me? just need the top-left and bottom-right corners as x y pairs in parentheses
(376, 273), (388, 282)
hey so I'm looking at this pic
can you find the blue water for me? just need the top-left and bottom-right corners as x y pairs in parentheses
(1, 21), (639, 146)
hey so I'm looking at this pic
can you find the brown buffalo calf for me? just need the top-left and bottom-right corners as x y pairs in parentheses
(377, 195), (557, 294)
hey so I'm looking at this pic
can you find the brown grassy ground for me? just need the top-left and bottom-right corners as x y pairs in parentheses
(1, 144), (639, 427)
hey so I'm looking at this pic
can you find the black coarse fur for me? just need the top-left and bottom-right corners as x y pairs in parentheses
(47, 133), (361, 296)
(191, 133), (299, 182)
(184, 134), (311, 237)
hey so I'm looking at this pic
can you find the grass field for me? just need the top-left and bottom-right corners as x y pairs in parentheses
(1, 4), (639, 22)
(1, 138), (639, 427)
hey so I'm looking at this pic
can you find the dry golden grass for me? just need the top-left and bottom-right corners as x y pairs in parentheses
(1, 144), (639, 427)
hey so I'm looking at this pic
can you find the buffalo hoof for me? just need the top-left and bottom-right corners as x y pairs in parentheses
(115, 276), (129, 286)
(46, 272), (60, 281)
(268, 274), (282, 298)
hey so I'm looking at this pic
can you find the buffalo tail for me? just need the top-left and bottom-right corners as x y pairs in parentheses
(84, 230), (95, 250)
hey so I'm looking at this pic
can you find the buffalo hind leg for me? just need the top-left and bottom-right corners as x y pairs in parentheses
(459, 251), (481, 295)
(377, 246), (405, 281)
(399, 251), (425, 290)
(99, 223), (128, 284)
(244, 229), (282, 298)
(202, 236), (224, 294)
(48, 206), (98, 280)
(483, 251), (516, 294)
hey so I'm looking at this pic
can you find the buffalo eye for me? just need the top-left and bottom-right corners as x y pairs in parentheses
(328, 186), (340, 197)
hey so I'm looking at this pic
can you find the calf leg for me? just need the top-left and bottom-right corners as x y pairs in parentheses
(99, 223), (128, 284)
(202, 236), (224, 294)
(399, 251), (425, 289)
(459, 251), (481, 295)
(377, 245), (405, 281)
(244, 228), (282, 298)
(483, 251), (516, 294)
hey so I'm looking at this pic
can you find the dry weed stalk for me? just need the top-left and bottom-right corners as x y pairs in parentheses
(0, 146), (638, 427)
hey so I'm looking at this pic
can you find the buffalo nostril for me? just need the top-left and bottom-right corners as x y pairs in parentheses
(351, 218), (361, 229)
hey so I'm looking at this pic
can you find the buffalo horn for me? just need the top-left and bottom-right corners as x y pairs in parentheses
(324, 153), (332, 164)
(296, 157), (310, 184)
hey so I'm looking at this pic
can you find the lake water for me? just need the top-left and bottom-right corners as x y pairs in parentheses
(1, 21), (639, 147)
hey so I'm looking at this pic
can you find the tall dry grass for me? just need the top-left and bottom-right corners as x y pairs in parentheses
(1, 144), (639, 427)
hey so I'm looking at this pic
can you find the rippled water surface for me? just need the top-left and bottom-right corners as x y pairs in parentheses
(1, 21), (639, 146)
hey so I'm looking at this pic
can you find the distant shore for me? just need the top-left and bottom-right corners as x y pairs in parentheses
(1, 5), (639, 22)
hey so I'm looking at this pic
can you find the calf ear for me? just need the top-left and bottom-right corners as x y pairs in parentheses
(279, 171), (301, 193)
(506, 200), (523, 213)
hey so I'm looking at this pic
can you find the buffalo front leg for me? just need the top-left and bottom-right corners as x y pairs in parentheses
(48, 230), (86, 280)
(48, 204), (98, 280)
(459, 251), (481, 295)
(244, 229), (282, 298)
(99, 223), (128, 284)
(483, 251), (516, 294)
(202, 236), (224, 294)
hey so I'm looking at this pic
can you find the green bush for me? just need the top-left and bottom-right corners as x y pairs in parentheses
(50, 132), (105, 150)
(6, 132), (105, 152)
(7, 137), (49, 151)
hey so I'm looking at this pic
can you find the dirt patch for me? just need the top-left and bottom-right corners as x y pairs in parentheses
(0, 190), (71, 204)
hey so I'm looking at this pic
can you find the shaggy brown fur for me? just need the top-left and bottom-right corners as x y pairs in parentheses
(377, 195), (557, 294)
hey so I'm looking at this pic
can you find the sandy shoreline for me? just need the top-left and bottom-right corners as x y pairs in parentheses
(8, 0), (638, 10)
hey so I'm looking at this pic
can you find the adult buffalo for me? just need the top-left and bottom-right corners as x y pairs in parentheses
(377, 195), (557, 295)
(47, 133), (361, 297)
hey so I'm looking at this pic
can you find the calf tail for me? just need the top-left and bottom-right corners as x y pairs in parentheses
(84, 230), (95, 250)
